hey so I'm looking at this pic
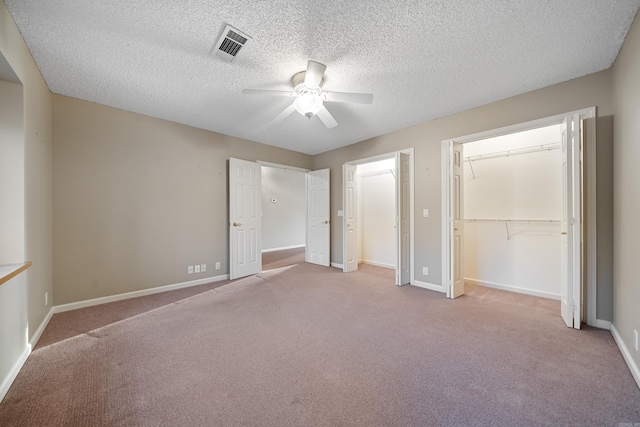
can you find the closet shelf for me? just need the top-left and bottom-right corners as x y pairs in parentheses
(464, 219), (561, 224)
(464, 219), (560, 240)
(464, 142), (561, 163)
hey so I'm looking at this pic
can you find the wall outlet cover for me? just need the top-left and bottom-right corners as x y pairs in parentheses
(215, 262), (221, 270)
(188, 266), (194, 274)
(201, 264), (206, 272)
(194, 265), (201, 273)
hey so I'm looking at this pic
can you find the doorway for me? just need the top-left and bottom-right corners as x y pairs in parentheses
(342, 149), (414, 286)
(442, 108), (597, 329)
(260, 165), (306, 271)
(229, 159), (330, 280)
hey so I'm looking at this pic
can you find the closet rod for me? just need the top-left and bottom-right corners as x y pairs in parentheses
(464, 142), (560, 163)
(464, 219), (561, 224)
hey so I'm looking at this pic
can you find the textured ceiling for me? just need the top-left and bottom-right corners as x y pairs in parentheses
(5, 1), (640, 155)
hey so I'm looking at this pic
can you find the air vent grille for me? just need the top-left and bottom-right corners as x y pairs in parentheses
(215, 25), (250, 62)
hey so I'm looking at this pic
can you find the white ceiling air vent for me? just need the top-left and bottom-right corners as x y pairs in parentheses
(214, 24), (250, 62)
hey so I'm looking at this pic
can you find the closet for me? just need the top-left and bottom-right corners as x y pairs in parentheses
(463, 124), (563, 299)
(357, 158), (396, 270)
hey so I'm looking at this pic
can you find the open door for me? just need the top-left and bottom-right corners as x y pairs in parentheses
(343, 163), (358, 272)
(452, 142), (465, 298)
(445, 142), (465, 298)
(306, 169), (330, 266)
(560, 115), (582, 329)
(229, 158), (262, 280)
(396, 152), (410, 285)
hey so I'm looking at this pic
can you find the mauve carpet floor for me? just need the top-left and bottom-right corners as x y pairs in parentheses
(1, 262), (639, 426)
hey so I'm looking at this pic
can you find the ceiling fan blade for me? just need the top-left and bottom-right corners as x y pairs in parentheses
(304, 60), (326, 89)
(242, 89), (295, 97)
(316, 105), (337, 129)
(271, 104), (296, 125)
(323, 91), (374, 104)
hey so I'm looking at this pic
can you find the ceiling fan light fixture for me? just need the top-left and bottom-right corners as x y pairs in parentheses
(293, 93), (323, 118)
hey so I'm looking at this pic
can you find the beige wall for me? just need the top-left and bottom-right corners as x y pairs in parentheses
(313, 70), (614, 320)
(52, 95), (311, 304)
(0, 2), (53, 397)
(612, 10), (640, 374)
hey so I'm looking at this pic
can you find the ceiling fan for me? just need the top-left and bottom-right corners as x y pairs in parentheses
(242, 60), (374, 129)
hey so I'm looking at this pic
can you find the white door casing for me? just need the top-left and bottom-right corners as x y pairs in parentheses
(442, 110), (588, 325)
(343, 163), (358, 272)
(396, 152), (411, 285)
(229, 158), (262, 280)
(306, 169), (330, 266)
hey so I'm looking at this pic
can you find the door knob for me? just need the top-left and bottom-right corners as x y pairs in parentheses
(233, 222), (241, 227)
(561, 231), (567, 235)
(454, 228), (459, 231)
(323, 220), (329, 224)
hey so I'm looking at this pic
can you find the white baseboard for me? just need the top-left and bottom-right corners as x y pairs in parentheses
(1, 306), (55, 403)
(53, 274), (229, 314)
(611, 324), (640, 390)
(0, 346), (30, 403)
(465, 278), (560, 301)
(262, 244), (305, 253)
(331, 262), (344, 269)
(595, 319), (612, 330)
(412, 280), (445, 293)
(361, 260), (395, 269)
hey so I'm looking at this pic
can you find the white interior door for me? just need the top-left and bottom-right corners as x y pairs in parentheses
(450, 142), (465, 298)
(306, 169), (330, 266)
(396, 152), (410, 285)
(343, 164), (358, 272)
(560, 115), (582, 329)
(229, 158), (262, 280)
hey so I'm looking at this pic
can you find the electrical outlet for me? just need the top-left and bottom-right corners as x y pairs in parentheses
(634, 330), (638, 352)
(194, 264), (201, 273)
(187, 265), (194, 274)
(45, 292), (48, 306)
(422, 267), (429, 276)
(201, 263), (206, 272)
(215, 262), (221, 270)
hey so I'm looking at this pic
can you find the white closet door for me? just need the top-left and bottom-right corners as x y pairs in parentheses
(560, 115), (582, 329)
(450, 142), (465, 298)
(343, 164), (358, 272)
(396, 152), (411, 285)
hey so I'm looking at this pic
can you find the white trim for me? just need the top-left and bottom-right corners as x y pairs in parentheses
(257, 161), (310, 173)
(361, 260), (395, 269)
(412, 280), (445, 293)
(0, 346), (30, 403)
(595, 319), (612, 330)
(331, 262), (344, 269)
(0, 306), (55, 403)
(53, 274), (229, 314)
(262, 244), (305, 253)
(444, 107), (596, 145)
(465, 278), (560, 301)
(30, 307), (55, 349)
(611, 324), (640, 390)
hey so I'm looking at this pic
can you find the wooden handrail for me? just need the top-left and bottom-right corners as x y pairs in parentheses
(0, 261), (32, 286)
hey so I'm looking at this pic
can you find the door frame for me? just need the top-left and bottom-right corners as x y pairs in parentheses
(441, 107), (597, 327)
(342, 148), (415, 285)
